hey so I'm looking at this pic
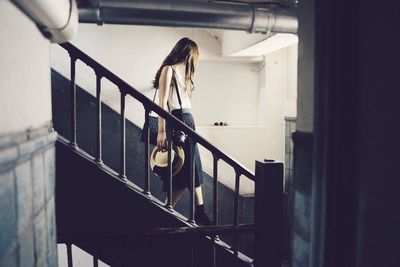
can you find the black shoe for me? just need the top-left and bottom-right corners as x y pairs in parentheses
(195, 210), (213, 226)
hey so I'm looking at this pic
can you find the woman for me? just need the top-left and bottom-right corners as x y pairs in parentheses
(152, 37), (211, 225)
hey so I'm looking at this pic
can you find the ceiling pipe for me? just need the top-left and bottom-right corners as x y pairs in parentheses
(11, 0), (78, 43)
(78, 0), (298, 34)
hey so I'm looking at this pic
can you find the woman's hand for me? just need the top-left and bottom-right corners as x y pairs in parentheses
(157, 131), (167, 151)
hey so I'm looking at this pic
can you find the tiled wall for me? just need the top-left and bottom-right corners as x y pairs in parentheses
(0, 131), (58, 267)
(284, 118), (296, 263)
(285, 118), (296, 192)
(291, 131), (313, 267)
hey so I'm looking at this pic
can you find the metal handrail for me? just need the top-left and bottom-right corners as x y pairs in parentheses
(57, 42), (284, 267)
(59, 42), (255, 180)
(58, 224), (255, 242)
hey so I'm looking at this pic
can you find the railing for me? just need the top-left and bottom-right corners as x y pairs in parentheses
(58, 42), (283, 267)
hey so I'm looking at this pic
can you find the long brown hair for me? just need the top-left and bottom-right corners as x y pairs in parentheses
(152, 37), (199, 97)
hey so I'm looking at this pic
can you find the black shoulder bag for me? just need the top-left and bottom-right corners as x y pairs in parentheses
(141, 67), (187, 146)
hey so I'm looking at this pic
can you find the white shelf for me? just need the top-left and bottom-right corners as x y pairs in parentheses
(197, 125), (265, 129)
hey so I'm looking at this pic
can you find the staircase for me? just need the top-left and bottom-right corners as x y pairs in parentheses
(51, 42), (284, 267)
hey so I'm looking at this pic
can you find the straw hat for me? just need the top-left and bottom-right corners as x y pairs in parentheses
(150, 146), (185, 177)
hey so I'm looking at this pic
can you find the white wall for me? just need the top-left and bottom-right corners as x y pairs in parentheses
(192, 61), (260, 126)
(51, 24), (225, 128)
(285, 44), (298, 118)
(51, 24), (263, 128)
(0, 1), (51, 134)
(197, 48), (291, 195)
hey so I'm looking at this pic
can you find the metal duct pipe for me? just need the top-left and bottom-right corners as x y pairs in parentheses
(12, 0), (78, 43)
(79, 0), (298, 34)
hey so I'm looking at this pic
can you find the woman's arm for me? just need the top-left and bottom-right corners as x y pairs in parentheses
(157, 65), (173, 149)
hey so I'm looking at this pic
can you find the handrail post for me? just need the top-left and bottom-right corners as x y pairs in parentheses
(254, 160), (283, 267)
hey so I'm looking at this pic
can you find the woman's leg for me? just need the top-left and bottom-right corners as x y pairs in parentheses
(194, 186), (212, 225)
(170, 186), (203, 207)
(172, 188), (186, 207)
(195, 186), (204, 205)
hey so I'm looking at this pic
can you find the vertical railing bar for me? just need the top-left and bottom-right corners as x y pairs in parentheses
(213, 154), (221, 245)
(119, 89), (127, 180)
(166, 126), (173, 210)
(93, 256), (98, 267)
(67, 243), (73, 267)
(213, 241), (217, 267)
(213, 155), (219, 226)
(69, 55), (78, 149)
(95, 72), (103, 165)
(190, 247), (195, 267)
(189, 140), (195, 224)
(232, 170), (241, 254)
(143, 108), (151, 196)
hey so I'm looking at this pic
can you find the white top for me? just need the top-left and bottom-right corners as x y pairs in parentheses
(167, 65), (191, 111)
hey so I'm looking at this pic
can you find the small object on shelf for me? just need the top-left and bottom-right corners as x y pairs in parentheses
(214, 122), (219, 126)
(223, 122), (228, 126)
(219, 122), (224, 126)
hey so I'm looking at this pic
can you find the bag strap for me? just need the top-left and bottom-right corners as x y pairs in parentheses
(152, 86), (157, 102)
(171, 66), (183, 109)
